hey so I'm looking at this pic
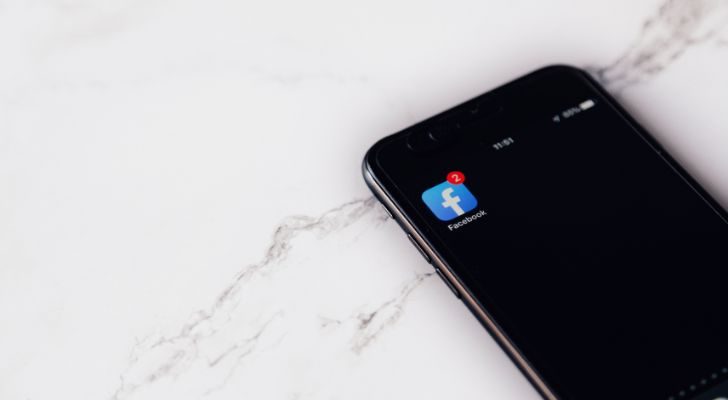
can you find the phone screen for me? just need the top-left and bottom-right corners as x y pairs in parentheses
(369, 68), (728, 399)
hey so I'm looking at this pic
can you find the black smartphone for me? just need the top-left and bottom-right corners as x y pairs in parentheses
(362, 66), (728, 400)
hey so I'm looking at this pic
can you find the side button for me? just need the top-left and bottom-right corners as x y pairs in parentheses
(435, 268), (460, 298)
(407, 234), (430, 263)
(380, 204), (393, 219)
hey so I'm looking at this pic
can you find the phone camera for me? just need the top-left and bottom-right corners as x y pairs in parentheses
(407, 122), (462, 152)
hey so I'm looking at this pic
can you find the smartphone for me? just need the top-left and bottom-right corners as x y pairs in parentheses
(362, 66), (728, 400)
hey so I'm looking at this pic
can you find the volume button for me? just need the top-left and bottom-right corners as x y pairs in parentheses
(407, 234), (431, 264)
(380, 204), (394, 219)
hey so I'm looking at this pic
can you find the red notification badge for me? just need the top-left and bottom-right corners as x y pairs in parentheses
(447, 171), (465, 185)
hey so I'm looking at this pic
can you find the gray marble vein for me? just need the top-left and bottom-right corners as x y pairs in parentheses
(349, 272), (435, 353)
(588, 0), (728, 92)
(200, 312), (286, 396)
(110, 197), (387, 399)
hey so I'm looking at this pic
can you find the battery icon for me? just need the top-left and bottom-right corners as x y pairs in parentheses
(579, 99), (595, 110)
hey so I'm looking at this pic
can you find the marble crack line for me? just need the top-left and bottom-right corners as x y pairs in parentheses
(206, 312), (283, 368)
(170, 197), (381, 345)
(112, 312), (282, 400)
(200, 312), (286, 397)
(199, 197), (384, 328)
(110, 196), (385, 399)
(350, 272), (435, 354)
(587, 0), (728, 92)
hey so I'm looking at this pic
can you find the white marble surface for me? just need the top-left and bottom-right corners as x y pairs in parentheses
(2, 0), (728, 399)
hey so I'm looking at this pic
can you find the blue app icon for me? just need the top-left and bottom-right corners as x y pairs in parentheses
(422, 181), (478, 221)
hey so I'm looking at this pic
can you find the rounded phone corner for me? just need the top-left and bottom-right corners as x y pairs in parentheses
(533, 64), (590, 78)
(361, 134), (395, 188)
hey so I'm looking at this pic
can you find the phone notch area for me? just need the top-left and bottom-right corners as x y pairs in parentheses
(407, 101), (503, 153)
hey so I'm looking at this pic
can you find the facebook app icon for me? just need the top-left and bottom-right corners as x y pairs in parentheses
(421, 181), (478, 221)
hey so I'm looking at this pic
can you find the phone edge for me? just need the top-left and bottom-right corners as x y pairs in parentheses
(362, 160), (560, 400)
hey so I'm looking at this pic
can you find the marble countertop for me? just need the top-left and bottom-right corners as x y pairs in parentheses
(2, 0), (728, 399)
